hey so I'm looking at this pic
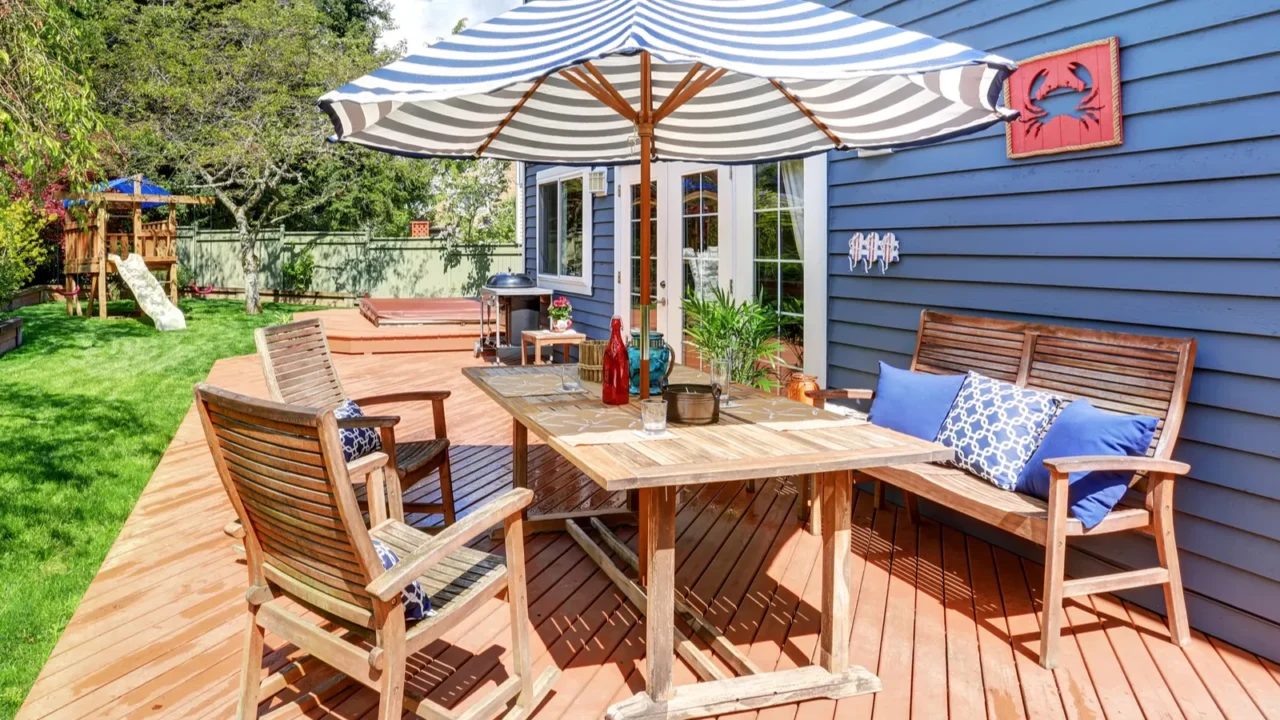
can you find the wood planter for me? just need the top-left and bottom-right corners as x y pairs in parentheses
(0, 317), (23, 358)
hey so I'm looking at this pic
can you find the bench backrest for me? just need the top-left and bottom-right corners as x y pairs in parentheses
(909, 311), (1196, 467)
(255, 318), (346, 410)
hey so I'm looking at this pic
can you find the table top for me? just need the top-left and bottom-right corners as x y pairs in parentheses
(522, 329), (587, 341)
(463, 365), (953, 491)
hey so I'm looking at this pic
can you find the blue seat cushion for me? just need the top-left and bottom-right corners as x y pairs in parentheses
(937, 372), (1062, 491)
(1016, 399), (1158, 530)
(372, 539), (433, 621)
(867, 362), (965, 441)
(333, 399), (383, 462)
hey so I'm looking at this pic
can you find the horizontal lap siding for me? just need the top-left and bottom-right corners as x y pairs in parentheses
(524, 164), (615, 342)
(828, 0), (1280, 660)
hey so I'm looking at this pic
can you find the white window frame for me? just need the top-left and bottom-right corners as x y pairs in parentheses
(534, 165), (593, 295)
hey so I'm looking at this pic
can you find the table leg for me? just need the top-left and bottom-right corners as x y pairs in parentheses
(820, 471), (852, 673)
(513, 419), (528, 522)
(645, 486), (677, 702)
(521, 337), (528, 365)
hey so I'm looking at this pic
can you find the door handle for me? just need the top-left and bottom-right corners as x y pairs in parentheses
(657, 296), (667, 306)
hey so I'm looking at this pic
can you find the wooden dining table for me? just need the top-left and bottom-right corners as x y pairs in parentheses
(464, 364), (953, 720)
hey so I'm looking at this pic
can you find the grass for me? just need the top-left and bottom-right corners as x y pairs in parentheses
(0, 299), (312, 718)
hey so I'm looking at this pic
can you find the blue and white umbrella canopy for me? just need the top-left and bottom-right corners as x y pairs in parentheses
(320, 0), (1018, 164)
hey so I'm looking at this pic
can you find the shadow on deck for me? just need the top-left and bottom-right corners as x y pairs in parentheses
(16, 351), (1280, 719)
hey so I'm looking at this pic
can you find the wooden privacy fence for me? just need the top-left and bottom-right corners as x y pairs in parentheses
(178, 227), (523, 299)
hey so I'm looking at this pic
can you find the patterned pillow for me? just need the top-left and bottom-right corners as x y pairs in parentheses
(372, 539), (433, 621)
(333, 399), (382, 462)
(936, 372), (1062, 491)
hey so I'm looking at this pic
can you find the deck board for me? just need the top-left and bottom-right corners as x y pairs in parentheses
(16, 350), (1277, 720)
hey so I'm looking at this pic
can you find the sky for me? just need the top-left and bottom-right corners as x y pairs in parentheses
(381, 0), (522, 53)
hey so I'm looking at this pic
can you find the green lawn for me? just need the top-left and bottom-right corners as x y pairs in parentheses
(0, 299), (312, 718)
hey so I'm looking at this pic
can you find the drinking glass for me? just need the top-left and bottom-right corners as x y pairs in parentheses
(641, 399), (668, 435)
(560, 363), (582, 392)
(710, 356), (739, 408)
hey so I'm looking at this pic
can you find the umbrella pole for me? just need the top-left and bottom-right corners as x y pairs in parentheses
(638, 52), (654, 399)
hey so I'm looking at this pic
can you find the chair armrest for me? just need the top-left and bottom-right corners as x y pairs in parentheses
(347, 451), (391, 477)
(337, 415), (400, 429)
(366, 488), (534, 602)
(806, 388), (875, 401)
(353, 390), (451, 406)
(1043, 456), (1190, 477)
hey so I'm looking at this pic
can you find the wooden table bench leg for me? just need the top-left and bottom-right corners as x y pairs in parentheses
(645, 486), (677, 702)
(513, 418), (528, 522)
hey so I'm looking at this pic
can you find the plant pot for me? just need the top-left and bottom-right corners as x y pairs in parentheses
(550, 317), (573, 333)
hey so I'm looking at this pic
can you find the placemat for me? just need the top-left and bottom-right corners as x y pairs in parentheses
(719, 394), (868, 431)
(532, 404), (673, 446)
(483, 371), (584, 398)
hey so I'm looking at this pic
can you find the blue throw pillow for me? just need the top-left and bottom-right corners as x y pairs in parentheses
(333, 398), (383, 462)
(1016, 399), (1157, 530)
(937, 372), (1062, 491)
(868, 362), (964, 441)
(371, 539), (433, 621)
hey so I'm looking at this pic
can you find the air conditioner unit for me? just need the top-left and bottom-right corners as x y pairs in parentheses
(588, 167), (608, 196)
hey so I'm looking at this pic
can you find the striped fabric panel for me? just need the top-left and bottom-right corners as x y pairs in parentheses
(320, 0), (1018, 163)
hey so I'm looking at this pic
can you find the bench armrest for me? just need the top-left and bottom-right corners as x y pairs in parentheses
(805, 388), (874, 410)
(337, 415), (400, 429)
(1043, 456), (1190, 476)
(366, 488), (533, 602)
(353, 390), (451, 405)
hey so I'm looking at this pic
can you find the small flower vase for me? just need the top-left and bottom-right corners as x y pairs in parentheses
(551, 317), (573, 333)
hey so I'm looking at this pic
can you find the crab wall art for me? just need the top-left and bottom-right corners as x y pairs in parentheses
(1005, 37), (1123, 159)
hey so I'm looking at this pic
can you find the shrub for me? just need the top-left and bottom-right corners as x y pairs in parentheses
(0, 197), (52, 307)
(281, 249), (316, 292)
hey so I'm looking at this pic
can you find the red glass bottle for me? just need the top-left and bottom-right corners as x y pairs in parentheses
(601, 316), (629, 405)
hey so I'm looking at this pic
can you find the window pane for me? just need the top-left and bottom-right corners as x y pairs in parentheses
(700, 171), (718, 213)
(755, 211), (778, 258)
(703, 215), (718, 249)
(684, 216), (701, 251)
(561, 177), (584, 277)
(780, 262), (804, 311)
(539, 183), (558, 275)
(755, 262), (778, 309)
(682, 174), (701, 215)
(755, 162), (778, 210)
(780, 209), (802, 260)
(778, 158), (803, 208)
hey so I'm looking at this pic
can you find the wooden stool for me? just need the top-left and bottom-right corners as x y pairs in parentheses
(521, 329), (587, 365)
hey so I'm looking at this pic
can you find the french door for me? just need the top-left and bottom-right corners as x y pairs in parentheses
(615, 162), (732, 365)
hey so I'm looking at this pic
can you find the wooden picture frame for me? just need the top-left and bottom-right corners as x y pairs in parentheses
(1005, 37), (1123, 159)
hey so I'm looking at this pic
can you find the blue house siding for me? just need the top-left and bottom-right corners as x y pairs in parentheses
(523, 164), (616, 348)
(825, 0), (1280, 660)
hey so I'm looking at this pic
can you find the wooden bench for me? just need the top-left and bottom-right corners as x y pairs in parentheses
(809, 310), (1196, 669)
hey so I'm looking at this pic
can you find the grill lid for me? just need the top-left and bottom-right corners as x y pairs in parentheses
(485, 272), (535, 289)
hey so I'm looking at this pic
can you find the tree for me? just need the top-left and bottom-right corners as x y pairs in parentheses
(89, 0), (400, 313)
(431, 159), (516, 246)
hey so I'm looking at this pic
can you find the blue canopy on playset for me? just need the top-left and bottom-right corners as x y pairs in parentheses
(63, 177), (174, 209)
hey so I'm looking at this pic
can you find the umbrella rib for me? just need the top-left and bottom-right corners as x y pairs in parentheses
(770, 79), (842, 148)
(655, 68), (726, 122)
(560, 68), (638, 122)
(653, 63), (703, 121)
(476, 76), (546, 157)
(582, 62), (636, 119)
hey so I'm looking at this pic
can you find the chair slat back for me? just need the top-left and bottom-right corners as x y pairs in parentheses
(195, 383), (382, 627)
(256, 319), (346, 409)
(910, 311), (1196, 467)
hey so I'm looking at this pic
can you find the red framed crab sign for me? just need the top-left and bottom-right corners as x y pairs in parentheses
(1005, 37), (1123, 159)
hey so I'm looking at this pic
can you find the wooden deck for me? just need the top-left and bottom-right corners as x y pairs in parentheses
(17, 351), (1280, 720)
(294, 309), (480, 355)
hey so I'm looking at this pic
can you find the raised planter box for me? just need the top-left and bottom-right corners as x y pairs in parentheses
(179, 286), (355, 307)
(2, 285), (61, 312)
(0, 317), (23, 358)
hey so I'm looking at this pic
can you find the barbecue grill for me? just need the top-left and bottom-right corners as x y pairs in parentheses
(475, 272), (551, 363)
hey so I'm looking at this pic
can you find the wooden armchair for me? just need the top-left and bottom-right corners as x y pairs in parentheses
(255, 318), (457, 525)
(195, 383), (557, 720)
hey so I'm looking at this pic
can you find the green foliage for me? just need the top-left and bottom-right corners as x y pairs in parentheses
(0, 198), (52, 307)
(682, 287), (783, 390)
(0, 0), (108, 193)
(431, 159), (518, 245)
(281, 248), (317, 292)
(0, 299), (313, 717)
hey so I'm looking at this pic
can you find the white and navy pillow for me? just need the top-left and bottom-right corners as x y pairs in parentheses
(333, 399), (382, 462)
(937, 372), (1062, 491)
(372, 539), (433, 621)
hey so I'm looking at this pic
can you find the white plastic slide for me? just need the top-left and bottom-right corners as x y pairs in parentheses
(108, 253), (187, 331)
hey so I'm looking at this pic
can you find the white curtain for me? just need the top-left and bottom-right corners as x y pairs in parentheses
(779, 159), (805, 260)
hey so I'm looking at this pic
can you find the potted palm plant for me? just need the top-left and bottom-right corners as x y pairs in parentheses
(682, 287), (783, 390)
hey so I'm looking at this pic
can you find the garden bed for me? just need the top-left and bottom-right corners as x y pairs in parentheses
(179, 286), (355, 307)
(0, 317), (22, 358)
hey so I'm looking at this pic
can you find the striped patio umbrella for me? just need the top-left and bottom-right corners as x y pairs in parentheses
(320, 0), (1018, 395)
